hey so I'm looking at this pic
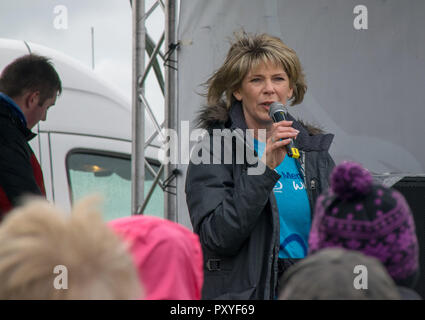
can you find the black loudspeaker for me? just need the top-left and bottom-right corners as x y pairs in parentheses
(387, 175), (425, 298)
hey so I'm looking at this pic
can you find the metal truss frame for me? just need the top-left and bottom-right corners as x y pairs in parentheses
(131, 0), (179, 219)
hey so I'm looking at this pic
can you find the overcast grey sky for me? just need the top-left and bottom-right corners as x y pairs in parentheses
(0, 0), (165, 120)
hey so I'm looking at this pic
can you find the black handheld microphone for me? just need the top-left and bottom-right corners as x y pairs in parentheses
(268, 102), (300, 159)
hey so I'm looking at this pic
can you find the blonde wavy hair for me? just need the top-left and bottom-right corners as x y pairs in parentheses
(206, 31), (307, 108)
(0, 196), (142, 299)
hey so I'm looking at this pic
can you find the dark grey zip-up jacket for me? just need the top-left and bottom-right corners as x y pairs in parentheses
(185, 101), (335, 299)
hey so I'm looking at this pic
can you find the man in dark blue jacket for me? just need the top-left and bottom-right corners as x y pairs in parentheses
(0, 54), (62, 220)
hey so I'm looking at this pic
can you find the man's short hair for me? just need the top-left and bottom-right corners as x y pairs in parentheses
(0, 54), (62, 104)
(0, 196), (142, 299)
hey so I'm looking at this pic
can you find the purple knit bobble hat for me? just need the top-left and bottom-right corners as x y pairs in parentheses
(308, 161), (419, 286)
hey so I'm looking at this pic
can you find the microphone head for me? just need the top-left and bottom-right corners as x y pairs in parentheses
(269, 102), (285, 117)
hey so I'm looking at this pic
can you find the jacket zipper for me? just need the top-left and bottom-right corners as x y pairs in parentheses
(296, 150), (315, 220)
(297, 150), (307, 186)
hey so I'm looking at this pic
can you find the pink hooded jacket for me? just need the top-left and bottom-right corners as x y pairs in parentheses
(109, 215), (203, 300)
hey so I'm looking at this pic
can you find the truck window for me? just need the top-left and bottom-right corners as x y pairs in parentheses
(67, 152), (164, 221)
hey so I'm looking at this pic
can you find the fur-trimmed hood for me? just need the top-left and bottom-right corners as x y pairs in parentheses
(196, 101), (230, 130)
(195, 101), (334, 152)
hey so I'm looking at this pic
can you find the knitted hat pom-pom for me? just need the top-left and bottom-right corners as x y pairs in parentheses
(331, 161), (373, 200)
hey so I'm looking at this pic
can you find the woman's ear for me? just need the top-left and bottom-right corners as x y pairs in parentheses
(288, 87), (294, 100)
(233, 90), (242, 101)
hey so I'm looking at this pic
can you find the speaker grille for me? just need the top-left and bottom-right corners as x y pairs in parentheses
(393, 176), (425, 298)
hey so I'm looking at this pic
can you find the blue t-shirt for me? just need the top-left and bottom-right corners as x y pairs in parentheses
(254, 139), (311, 259)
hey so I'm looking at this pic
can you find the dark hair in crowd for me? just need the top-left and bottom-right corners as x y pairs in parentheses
(0, 54), (62, 105)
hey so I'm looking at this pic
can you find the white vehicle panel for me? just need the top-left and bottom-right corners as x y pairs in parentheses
(46, 133), (131, 213)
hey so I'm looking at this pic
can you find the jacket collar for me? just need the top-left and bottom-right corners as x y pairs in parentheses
(228, 100), (334, 152)
(286, 113), (334, 152)
(0, 96), (37, 141)
(228, 101), (248, 131)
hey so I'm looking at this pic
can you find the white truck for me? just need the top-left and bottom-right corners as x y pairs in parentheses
(0, 38), (164, 221)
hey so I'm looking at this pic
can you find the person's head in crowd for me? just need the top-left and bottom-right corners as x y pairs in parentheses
(309, 161), (419, 289)
(0, 54), (62, 129)
(278, 248), (401, 300)
(0, 196), (142, 299)
(109, 215), (203, 300)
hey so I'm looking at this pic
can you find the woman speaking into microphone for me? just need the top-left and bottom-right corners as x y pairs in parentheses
(185, 31), (335, 299)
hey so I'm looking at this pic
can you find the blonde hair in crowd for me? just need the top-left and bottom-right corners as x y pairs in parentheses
(0, 196), (142, 299)
(206, 31), (307, 108)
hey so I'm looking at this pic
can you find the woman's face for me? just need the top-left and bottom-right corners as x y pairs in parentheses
(233, 60), (293, 131)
